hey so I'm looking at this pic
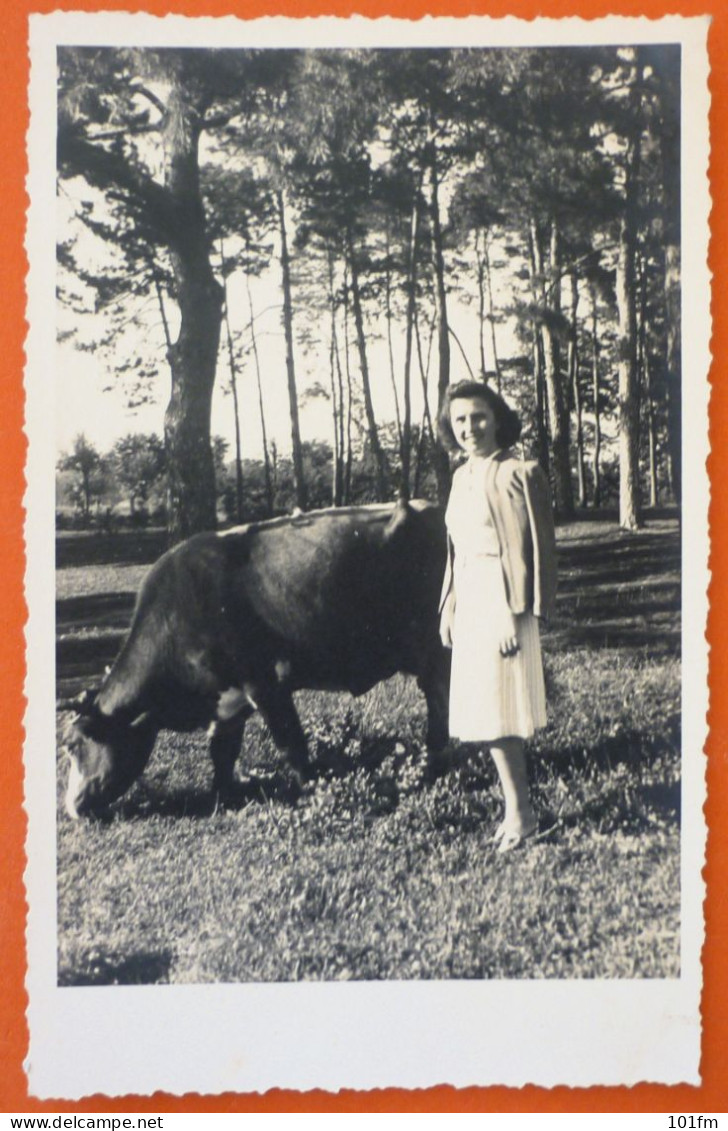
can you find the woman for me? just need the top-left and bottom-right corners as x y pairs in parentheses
(438, 380), (557, 853)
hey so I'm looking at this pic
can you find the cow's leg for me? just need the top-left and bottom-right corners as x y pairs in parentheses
(209, 715), (248, 800)
(246, 679), (312, 787)
(418, 646), (451, 753)
(417, 646), (452, 778)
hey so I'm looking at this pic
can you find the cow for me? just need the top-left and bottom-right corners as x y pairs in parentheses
(62, 499), (451, 819)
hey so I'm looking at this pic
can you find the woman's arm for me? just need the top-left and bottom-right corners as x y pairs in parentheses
(519, 462), (557, 620)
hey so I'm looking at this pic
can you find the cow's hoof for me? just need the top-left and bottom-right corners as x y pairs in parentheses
(424, 751), (452, 783)
(212, 784), (248, 811)
(277, 773), (307, 804)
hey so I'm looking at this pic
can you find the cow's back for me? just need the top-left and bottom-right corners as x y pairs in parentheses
(100, 502), (447, 716)
(217, 502), (446, 694)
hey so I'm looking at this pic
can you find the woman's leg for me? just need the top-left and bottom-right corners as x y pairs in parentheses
(489, 736), (537, 845)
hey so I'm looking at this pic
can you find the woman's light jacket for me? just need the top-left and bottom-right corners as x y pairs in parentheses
(439, 449), (558, 623)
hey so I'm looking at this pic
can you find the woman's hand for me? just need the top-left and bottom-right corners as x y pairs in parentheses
(499, 633), (519, 657)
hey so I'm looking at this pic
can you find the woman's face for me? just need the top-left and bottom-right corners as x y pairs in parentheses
(449, 396), (499, 458)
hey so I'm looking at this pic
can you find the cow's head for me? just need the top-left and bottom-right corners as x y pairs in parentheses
(62, 692), (156, 819)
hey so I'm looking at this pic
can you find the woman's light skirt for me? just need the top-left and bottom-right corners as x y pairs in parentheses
(449, 553), (547, 743)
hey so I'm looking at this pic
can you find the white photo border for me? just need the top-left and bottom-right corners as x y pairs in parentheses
(25, 12), (710, 1098)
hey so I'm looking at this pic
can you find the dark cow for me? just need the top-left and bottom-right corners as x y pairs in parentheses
(63, 499), (450, 818)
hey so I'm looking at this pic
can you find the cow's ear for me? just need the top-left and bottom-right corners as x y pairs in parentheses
(73, 711), (98, 738)
(73, 688), (98, 717)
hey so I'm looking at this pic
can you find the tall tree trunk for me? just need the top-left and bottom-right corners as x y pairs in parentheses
(342, 268), (354, 505)
(527, 220), (550, 475)
(328, 333), (342, 506)
(568, 272), (587, 507)
(649, 45), (681, 503)
(638, 255), (659, 508)
(270, 440), (279, 504)
(664, 243), (681, 502)
(534, 216), (573, 516)
(276, 188), (307, 512)
(414, 302), (436, 446)
(400, 189), (420, 502)
(58, 66), (223, 541)
(428, 156), (452, 503)
(220, 244), (243, 524)
(327, 252), (344, 506)
(589, 280), (602, 509)
(347, 231), (387, 500)
(476, 230), (488, 381)
(482, 232), (503, 392)
(82, 471), (92, 524)
(162, 86), (223, 541)
(643, 347), (659, 508)
(245, 272), (274, 517)
(384, 225), (403, 451)
(616, 131), (642, 531)
(532, 330), (550, 475)
(413, 412), (429, 498)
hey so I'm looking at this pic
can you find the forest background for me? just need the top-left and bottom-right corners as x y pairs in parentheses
(55, 42), (681, 537)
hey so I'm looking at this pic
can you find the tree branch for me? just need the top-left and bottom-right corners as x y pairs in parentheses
(128, 80), (167, 118)
(57, 124), (177, 245)
(203, 109), (238, 131)
(88, 120), (161, 142)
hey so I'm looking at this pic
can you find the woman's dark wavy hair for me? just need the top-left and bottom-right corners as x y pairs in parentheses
(438, 380), (522, 454)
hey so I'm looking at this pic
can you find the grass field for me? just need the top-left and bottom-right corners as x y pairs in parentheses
(56, 511), (681, 984)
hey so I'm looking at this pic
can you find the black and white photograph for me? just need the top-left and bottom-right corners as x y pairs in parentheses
(24, 11), (709, 1097)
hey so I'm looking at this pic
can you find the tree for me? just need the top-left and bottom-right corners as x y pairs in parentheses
(643, 45), (681, 502)
(112, 433), (166, 515)
(58, 434), (108, 523)
(290, 51), (390, 501)
(57, 47), (287, 539)
(455, 47), (622, 514)
(607, 49), (646, 530)
(379, 49), (478, 502)
(203, 164), (278, 519)
(57, 46), (680, 528)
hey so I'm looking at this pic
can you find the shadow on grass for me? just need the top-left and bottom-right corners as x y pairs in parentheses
(112, 769), (310, 821)
(58, 948), (174, 987)
(57, 591), (136, 632)
(57, 528), (169, 569)
(546, 621), (680, 654)
(84, 734), (417, 822)
(57, 591), (136, 697)
(548, 526), (680, 655)
(97, 719), (680, 840)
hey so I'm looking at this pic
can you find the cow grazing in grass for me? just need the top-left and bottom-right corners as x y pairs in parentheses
(63, 500), (450, 818)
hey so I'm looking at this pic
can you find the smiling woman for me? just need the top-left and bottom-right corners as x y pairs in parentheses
(438, 380), (557, 853)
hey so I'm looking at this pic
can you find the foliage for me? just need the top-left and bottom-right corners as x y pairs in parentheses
(111, 433), (166, 515)
(57, 434), (111, 523)
(57, 45), (682, 529)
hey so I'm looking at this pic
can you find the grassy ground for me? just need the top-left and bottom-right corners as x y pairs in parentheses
(56, 511), (681, 984)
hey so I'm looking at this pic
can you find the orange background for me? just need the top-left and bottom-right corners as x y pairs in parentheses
(1, 0), (723, 1113)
